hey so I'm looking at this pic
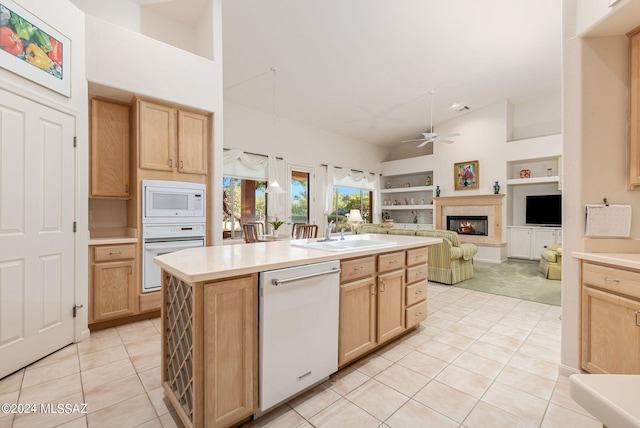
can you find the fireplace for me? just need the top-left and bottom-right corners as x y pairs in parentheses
(447, 215), (488, 236)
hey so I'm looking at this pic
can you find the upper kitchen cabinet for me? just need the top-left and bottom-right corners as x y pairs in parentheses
(90, 98), (130, 198)
(136, 98), (209, 176)
(629, 27), (640, 189)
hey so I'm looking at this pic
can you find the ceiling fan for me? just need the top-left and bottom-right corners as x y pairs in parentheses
(401, 90), (461, 147)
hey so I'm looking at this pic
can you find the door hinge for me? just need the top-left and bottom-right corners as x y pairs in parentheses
(73, 221), (77, 232)
(73, 304), (83, 318)
(73, 136), (77, 147)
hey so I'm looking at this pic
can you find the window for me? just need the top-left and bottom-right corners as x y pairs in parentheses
(291, 170), (310, 224)
(223, 177), (267, 239)
(329, 186), (371, 231)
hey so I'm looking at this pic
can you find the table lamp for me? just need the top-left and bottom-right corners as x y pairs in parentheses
(347, 209), (363, 234)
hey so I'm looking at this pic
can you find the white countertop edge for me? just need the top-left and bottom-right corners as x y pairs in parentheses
(570, 374), (640, 428)
(572, 252), (640, 270)
(89, 237), (139, 246)
(155, 235), (442, 284)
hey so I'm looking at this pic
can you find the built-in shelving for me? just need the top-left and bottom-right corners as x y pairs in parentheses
(381, 185), (434, 194)
(384, 205), (434, 210)
(506, 176), (560, 186)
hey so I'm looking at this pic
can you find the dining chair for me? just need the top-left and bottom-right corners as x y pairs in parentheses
(242, 224), (260, 243)
(294, 224), (318, 239)
(291, 223), (306, 238)
(245, 221), (265, 236)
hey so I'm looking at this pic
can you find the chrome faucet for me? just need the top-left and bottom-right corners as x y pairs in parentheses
(340, 228), (346, 240)
(323, 220), (335, 241)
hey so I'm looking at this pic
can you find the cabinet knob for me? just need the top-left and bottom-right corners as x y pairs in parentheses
(180, 160), (184, 169)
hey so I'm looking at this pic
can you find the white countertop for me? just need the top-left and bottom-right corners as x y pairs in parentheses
(154, 234), (441, 283)
(570, 374), (640, 428)
(572, 252), (640, 270)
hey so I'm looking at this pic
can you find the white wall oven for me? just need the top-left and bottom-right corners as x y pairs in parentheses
(142, 180), (206, 293)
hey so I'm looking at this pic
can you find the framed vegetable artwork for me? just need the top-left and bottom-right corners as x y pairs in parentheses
(0, 0), (70, 97)
(454, 160), (479, 190)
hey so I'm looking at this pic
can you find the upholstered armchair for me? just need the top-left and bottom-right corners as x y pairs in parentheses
(414, 229), (478, 285)
(538, 244), (562, 280)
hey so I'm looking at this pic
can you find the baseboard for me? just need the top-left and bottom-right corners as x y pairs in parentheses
(558, 363), (582, 377)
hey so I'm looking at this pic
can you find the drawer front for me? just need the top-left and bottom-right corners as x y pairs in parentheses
(583, 262), (640, 300)
(341, 256), (376, 283)
(407, 247), (429, 266)
(406, 281), (427, 306)
(406, 264), (428, 285)
(94, 244), (135, 262)
(406, 300), (427, 328)
(378, 251), (405, 273)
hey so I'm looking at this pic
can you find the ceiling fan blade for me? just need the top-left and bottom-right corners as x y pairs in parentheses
(401, 138), (427, 143)
(436, 139), (455, 144)
(417, 140), (431, 148)
(438, 132), (461, 139)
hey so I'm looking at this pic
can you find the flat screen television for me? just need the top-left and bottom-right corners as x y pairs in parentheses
(526, 194), (562, 226)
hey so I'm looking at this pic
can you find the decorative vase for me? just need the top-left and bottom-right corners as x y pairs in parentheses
(272, 229), (279, 238)
(493, 181), (500, 194)
(435, 185), (440, 197)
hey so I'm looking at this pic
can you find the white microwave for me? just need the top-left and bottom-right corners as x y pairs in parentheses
(142, 180), (206, 224)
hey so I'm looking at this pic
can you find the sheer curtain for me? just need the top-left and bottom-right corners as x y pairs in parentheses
(223, 150), (283, 217)
(324, 165), (381, 224)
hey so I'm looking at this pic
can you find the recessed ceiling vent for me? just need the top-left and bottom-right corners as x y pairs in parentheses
(450, 103), (470, 113)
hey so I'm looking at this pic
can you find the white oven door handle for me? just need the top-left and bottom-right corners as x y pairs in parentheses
(145, 242), (202, 252)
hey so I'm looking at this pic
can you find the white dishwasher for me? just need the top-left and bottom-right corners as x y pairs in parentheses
(259, 260), (341, 413)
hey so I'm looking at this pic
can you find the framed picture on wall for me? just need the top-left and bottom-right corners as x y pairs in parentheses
(454, 160), (479, 190)
(0, 0), (71, 97)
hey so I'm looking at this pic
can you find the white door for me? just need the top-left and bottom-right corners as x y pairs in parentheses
(0, 89), (75, 378)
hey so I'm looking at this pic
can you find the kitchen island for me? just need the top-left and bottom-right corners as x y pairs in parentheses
(155, 233), (441, 428)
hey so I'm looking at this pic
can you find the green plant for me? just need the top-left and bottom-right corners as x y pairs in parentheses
(269, 218), (285, 230)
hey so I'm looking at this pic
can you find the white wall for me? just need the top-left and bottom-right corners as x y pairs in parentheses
(70, 0), (141, 31)
(510, 92), (562, 141)
(561, 0), (640, 374)
(224, 101), (388, 232)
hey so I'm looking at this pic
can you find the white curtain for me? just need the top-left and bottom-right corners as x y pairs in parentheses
(324, 165), (381, 223)
(223, 149), (283, 217)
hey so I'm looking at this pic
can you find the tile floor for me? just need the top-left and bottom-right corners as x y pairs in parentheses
(0, 284), (601, 428)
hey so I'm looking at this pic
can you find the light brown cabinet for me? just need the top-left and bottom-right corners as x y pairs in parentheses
(138, 99), (208, 175)
(203, 275), (257, 427)
(339, 248), (428, 367)
(163, 273), (257, 428)
(90, 99), (130, 198)
(629, 28), (640, 189)
(90, 244), (136, 322)
(580, 261), (640, 374)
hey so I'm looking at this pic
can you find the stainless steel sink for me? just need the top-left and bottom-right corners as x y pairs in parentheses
(290, 238), (396, 252)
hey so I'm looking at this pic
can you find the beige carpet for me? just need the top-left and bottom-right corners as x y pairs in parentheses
(451, 259), (561, 306)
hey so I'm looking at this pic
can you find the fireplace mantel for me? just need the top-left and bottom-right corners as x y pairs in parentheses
(435, 194), (505, 245)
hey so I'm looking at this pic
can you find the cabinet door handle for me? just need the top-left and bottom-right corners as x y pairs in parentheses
(108, 251), (121, 255)
(169, 159), (173, 167)
(129, 266), (133, 275)
(180, 160), (184, 169)
(371, 283), (376, 295)
(603, 276), (620, 283)
(635, 311), (640, 327)
(380, 279), (386, 292)
(125, 184), (128, 193)
(354, 266), (365, 271)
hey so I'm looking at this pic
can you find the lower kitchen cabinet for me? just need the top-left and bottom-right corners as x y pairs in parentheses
(339, 248), (427, 367)
(90, 244), (136, 322)
(203, 275), (257, 427)
(162, 273), (258, 428)
(581, 261), (640, 374)
(377, 270), (405, 343)
(339, 276), (377, 365)
(507, 226), (562, 260)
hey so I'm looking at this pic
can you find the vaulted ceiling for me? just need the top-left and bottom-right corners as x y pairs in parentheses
(220, 1), (562, 146)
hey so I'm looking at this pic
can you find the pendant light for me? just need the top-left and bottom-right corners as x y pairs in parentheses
(265, 66), (285, 194)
